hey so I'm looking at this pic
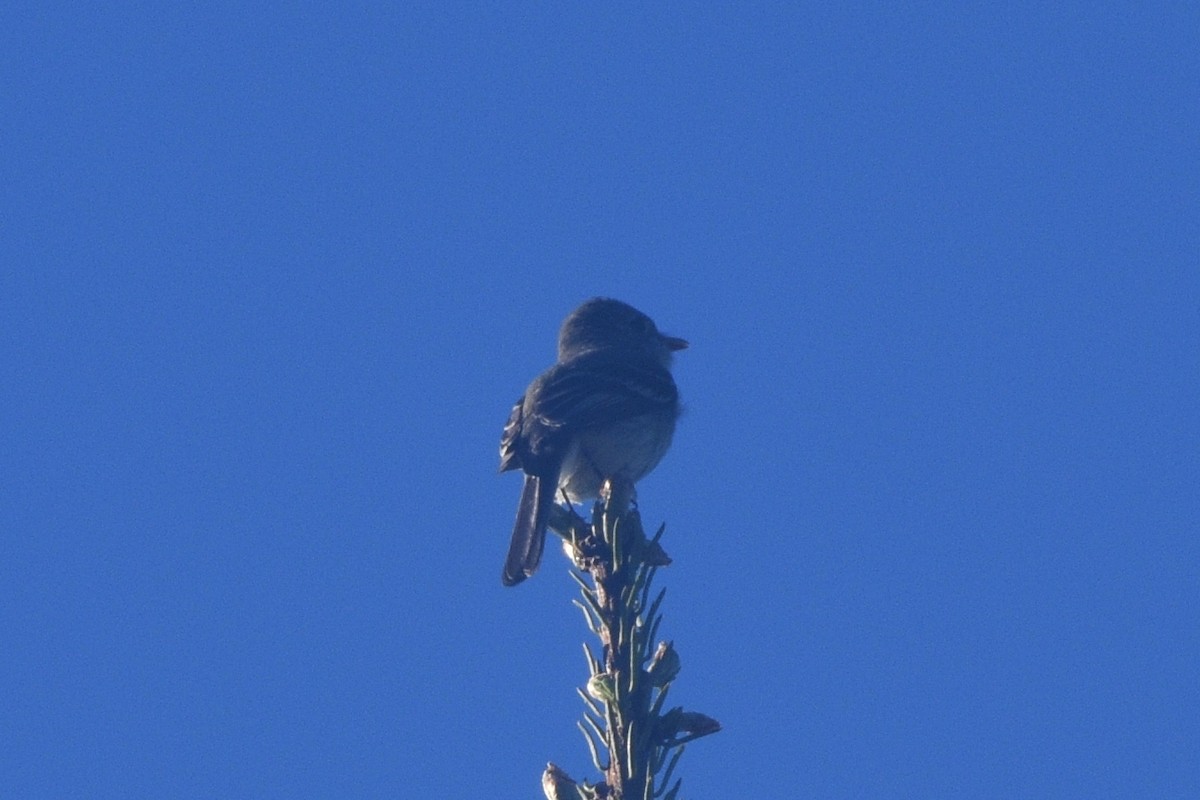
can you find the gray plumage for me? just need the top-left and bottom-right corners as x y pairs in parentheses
(499, 298), (686, 586)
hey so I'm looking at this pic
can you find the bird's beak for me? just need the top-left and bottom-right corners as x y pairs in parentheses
(662, 335), (689, 351)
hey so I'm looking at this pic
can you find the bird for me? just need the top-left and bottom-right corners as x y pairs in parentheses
(499, 298), (687, 586)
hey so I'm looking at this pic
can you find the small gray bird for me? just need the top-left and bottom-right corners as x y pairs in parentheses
(499, 298), (687, 586)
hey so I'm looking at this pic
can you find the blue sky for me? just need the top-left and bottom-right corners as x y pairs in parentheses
(3, 4), (1197, 797)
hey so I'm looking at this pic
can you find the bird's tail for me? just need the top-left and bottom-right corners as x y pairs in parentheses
(502, 473), (554, 586)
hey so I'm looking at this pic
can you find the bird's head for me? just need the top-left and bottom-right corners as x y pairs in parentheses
(557, 298), (688, 366)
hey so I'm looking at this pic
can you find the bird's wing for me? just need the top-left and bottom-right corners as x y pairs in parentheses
(530, 355), (678, 431)
(498, 396), (525, 473)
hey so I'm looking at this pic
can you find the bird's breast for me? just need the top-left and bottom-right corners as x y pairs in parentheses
(557, 413), (677, 503)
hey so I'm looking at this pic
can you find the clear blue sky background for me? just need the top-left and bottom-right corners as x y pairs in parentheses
(3, 4), (1197, 798)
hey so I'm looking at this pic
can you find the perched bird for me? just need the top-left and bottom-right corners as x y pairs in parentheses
(499, 298), (687, 586)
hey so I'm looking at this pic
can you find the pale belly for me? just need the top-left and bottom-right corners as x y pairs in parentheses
(557, 414), (677, 503)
